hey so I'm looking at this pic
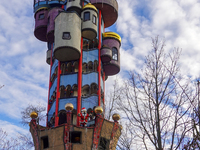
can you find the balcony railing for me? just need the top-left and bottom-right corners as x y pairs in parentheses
(34, 0), (66, 11)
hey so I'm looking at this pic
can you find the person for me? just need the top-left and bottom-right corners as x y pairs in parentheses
(78, 107), (89, 127)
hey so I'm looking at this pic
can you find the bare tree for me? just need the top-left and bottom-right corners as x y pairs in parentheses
(0, 128), (22, 150)
(105, 79), (122, 120)
(117, 36), (194, 150)
(0, 128), (35, 150)
(116, 122), (135, 150)
(105, 80), (134, 150)
(182, 80), (200, 149)
(20, 104), (46, 126)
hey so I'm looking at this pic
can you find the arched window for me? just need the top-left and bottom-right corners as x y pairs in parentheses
(72, 84), (78, 96)
(61, 63), (66, 74)
(65, 85), (72, 97)
(49, 112), (55, 127)
(88, 61), (93, 72)
(94, 60), (98, 72)
(83, 39), (89, 50)
(112, 47), (118, 61)
(54, 66), (58, 76)
(90, 83), (98, 95)
(73, 61), (78, 73)
(50, 96), (54, 101)
(66, 62), (72, 73)
(58, 110), (67, 125)
(82, 63), (87, 73)
(53, 90), (56, 99)
(89, 38), (98, 49)
(59, 85), (65, 98)
(84, 12), (90, 21)
(82, 85), (90, 97)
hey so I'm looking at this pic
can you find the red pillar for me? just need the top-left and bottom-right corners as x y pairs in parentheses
(77, 38), (83, 126)
(98, 10), (102, 106)
(55, 61), (61, 127)
(103, 72), (105, 113)
(46, 43), (53, 126)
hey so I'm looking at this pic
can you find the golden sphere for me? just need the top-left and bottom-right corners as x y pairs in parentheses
(65, 103), (74, 111)
(94, 106), (103, 114)
(30, 111), (38, 119)
(112, 113), (120, 121)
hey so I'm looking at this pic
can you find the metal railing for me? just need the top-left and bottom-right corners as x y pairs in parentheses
(34, 0), (66, 7)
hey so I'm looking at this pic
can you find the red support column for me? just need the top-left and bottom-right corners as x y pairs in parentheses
(103, 72), (105, 113)
(55, 61), (61, 127)
(77, 37), (83, 126)
(98, 10), (102, 106)
(46, 43), (53, 126)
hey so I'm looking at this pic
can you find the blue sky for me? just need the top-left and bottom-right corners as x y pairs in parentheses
(1, 0), (200, 145)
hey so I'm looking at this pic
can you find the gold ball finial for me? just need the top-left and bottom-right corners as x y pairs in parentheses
(65, 103), (74, 111)
(94, 106), (103, 114)
(30, 111), (38, 119)
(112, 113), (120, 121)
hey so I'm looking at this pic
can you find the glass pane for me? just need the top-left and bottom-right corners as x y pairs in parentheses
(59, 98), (77, 111)
(62, 32), (71, 40)
(112, 47), (118, 60)
(39, 13), (44, 19)
(82, 49), (98, 62)
(93, 15), (96, 24)
(60, 74), (78, 86)
(82, 95), (98, 110)
(48, 101), (56, 121)
(82, 72), (98, 86)
(84, 12), (90, 21)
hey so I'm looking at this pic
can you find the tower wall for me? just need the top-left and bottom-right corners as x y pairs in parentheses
(31, 0), (122, 149)
(54, 12), (81, 62)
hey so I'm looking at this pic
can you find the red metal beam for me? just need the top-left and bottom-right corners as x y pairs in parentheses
(77, 37), (83, 126)
(98, 10), (102, 106)
(46, 43), (53, 126)
(103, 72), (105, 113)
(55, 61), (61, 127)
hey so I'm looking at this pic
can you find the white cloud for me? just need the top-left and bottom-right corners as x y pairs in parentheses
(0, 120), (29, 137)
(115, 0), (200, 79)
(1, 0), (200, 148)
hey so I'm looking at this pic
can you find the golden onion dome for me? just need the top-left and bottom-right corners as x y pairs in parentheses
(30, 111), (38, 119)
(83, 3), (97, 12)
(65, 103), (74, 111)
(112, 113), (120, 121)
(94, 106), (103, 114)
(102, 32), (121, 43)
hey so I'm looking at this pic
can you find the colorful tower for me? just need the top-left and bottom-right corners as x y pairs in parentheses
(30, 0), (122, 149)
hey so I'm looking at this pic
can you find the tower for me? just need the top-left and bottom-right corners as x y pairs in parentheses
(30, 0), (122, 149)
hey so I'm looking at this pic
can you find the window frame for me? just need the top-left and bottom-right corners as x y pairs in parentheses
(112, 47), (118, 61)
(69, 131), (82, 143)
(62, 32), (71, 40)
(41, 136), (49, 149)
(92, 15), (96, 25)
(38, 13), (45, 20)
(84, 11), (90, 21)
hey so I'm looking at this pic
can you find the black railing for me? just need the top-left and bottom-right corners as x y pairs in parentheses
(34, 0), (66, 7)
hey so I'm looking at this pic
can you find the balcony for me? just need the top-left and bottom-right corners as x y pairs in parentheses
(90, 0), (118, 27)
